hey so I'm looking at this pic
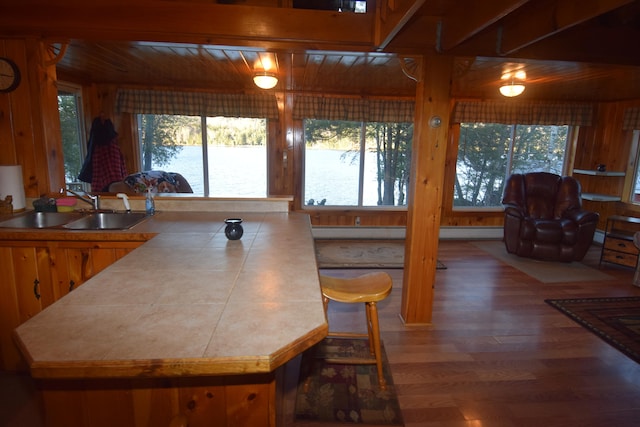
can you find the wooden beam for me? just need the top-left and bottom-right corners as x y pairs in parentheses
(439, 0), (531, 52)
(0, 2), (374, 52)
(498, 0), (635, 55)
(401, 54), (453, 325)
(375, 0), (427, 50)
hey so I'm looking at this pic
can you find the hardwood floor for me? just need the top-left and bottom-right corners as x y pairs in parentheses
(286, 241), (640, 427)
(3, 240), (640, 426)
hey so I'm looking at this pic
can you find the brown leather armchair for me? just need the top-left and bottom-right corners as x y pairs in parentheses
(502, 172), (599, 262)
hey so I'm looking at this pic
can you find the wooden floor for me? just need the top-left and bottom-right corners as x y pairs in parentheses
(3, 240), (640, 426)
(284, 240), (640, 427)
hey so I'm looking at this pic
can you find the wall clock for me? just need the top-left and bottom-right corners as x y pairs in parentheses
(0, 57), (21, 93)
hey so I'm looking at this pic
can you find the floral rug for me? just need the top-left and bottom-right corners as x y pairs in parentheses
(315, 239), (446, 270)
(545, 296), (640, 363)
(295, 337), (403, 425)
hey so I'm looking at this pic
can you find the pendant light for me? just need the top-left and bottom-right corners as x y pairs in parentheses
(253, 71), (278, 90)
(499, 68), (526, 97)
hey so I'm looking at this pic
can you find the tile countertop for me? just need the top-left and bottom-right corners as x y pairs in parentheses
(13, 211), (328, 379)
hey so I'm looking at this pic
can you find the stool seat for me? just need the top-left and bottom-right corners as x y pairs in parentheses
(320, 272), (392, 303)
(318, 271), (393, 390)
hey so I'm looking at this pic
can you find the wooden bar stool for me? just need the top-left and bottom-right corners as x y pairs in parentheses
(319, 271), (393, 390)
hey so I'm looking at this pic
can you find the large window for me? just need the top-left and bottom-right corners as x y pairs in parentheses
(303, 120), (412, 207)
(58, 84), (86, 190)
(455, 123), (570, 208)
(631, 130), (640, 203)
(137, 114), (267, 197)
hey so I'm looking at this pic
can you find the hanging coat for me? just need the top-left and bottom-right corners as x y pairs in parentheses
(78, 116), (127, 192)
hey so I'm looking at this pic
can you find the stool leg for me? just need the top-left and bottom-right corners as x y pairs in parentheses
(367, 301), (387, 390)
(365, 302), (374, 355)
(322, 295), (329, 318)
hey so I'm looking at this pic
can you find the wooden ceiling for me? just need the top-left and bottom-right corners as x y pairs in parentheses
(4, 0), (640, 101)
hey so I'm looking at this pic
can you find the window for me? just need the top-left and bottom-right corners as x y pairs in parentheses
(58, 84), (86, 190)
(455, 123), (570, 208)
(631, 130), (640, 203)
(303, 119), (412, 207)
(137, 114), (267, 197)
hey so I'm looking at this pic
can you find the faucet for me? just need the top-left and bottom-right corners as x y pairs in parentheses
(61, 188), (100, 210)
(116, 193), (131, 212)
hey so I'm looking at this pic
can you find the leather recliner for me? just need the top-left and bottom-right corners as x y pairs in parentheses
(502, 172), (599, 262)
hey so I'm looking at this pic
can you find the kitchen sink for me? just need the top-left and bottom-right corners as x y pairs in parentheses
(0, 211), (148, 230)
(62, 212), (148, 230)
(0, 211), (85, 229)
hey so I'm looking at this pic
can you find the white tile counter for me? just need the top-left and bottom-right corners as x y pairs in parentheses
(14, 211), (328, 379)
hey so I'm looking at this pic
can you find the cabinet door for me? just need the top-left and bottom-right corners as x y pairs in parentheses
(50, 241), (143, 298)
(0, 243), (52, 371)
(0, 246), (21, 370)
(10, 245), (52, 321)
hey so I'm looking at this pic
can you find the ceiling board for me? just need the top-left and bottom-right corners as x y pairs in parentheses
(43, 0), (640, 101)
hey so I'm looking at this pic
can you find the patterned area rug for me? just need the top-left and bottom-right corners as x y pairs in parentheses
(546, 297), (640, 363)
(315, 239), (446, 270)
(295, 337), (404, 426)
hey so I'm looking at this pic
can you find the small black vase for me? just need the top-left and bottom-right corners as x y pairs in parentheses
(224, 218), (243, 240)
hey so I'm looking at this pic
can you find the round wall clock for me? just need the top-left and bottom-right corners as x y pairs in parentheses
(0, 57), (21, 93)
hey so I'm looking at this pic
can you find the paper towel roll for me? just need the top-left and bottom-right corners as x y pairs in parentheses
(0, 165), (26, 210)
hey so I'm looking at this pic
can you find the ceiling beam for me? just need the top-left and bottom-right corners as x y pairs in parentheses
(498, 0), (636, 55)
(375, 0), (427, 50)
(439, 0), (531, 52)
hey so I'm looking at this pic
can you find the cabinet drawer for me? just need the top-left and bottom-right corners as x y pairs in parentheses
(604, 237), (639, 255)
(602, 250), (638, 268)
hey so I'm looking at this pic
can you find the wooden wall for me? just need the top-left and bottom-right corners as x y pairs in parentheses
(0, 39), (65, 199)
(575, 101), (640, 230)
(2, 37), (640, 231)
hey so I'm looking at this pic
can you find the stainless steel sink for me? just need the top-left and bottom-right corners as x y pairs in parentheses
(62, 212), (148, 230)
(0, 211), (85, 229)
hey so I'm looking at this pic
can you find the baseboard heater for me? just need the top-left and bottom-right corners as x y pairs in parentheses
(312, 226), (606, 244)
(312, 226), (504, 240)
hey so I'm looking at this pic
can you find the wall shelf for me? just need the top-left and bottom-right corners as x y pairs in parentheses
(573, 169), (626, 177)
(581, 193), (622, 202)
(573, 169), (626, 202)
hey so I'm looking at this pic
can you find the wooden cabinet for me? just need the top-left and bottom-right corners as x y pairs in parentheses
(49, 241), (142, 299)
(0, 243), (52, 371)
(0, 239), (145, 371)
(600, 215), (640, 269)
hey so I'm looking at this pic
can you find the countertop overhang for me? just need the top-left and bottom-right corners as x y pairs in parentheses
(9, 210), (328, 379)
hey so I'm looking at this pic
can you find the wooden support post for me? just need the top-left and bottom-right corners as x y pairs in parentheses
(401, 54), (453, 324)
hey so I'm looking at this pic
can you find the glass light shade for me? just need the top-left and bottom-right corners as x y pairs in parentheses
(499, 83), (525, 97)
(253, 72), (278, 89)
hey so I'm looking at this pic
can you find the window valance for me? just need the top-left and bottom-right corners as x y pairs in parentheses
(116, 89), (279, 119)
(452, 101), (594, 126)
(293, 96), (414, 123)
(623, 107), (640, 130)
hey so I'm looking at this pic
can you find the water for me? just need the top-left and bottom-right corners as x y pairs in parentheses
(155, 145), (400, 206)
(153, 145), (266, 197)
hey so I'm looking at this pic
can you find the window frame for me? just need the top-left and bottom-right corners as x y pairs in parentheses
(451, 121), (575, 211)
(628, 130), (640, 204)
(57, 81), (88, 191)
(301, 118), (412, 210)
(134, 113), (268, 198)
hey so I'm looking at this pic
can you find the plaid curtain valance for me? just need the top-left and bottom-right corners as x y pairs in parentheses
(116, 89), (279, 119)
(623, 107), (640, 130)
(452, 101), (594, 126)
(293, 96), (414, 122)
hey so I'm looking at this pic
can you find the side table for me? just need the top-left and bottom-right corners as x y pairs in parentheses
(600, 215), (640, 269)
